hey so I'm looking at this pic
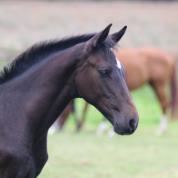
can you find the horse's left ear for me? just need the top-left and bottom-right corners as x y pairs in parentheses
(110, 26), (127, 44)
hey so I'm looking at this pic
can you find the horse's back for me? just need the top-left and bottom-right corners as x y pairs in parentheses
(117, 47), (176, 90)
(140, 47), (175, 82)
(117, 48), (149, 90)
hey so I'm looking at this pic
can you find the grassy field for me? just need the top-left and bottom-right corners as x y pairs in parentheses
(38, 86), (178, 178)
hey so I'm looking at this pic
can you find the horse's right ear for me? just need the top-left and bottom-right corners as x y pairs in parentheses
(110, 26), (127, 44)
(85, 24), (112, 53)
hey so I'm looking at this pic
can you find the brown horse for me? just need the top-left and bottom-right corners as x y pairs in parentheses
(118, 47), (177, 117)
(114, 48), (177, 135)
(51, 47), (177, 135)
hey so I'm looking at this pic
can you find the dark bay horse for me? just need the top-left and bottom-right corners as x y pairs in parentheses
(76, 47), (178, 134)
(0, 24), (138, 178)
(52, 47), (177, 135)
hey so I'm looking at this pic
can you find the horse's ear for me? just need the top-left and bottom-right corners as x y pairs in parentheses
(110, 26), (127, 44)
(86, 24), (112, 51)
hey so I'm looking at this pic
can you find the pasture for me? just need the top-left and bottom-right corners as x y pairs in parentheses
(0, 1), (178, 178)
(39, 86), (178, 178)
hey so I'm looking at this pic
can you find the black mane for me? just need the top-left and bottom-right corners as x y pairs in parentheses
(0, 33), (95, 84)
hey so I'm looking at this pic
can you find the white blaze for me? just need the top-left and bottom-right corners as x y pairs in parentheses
(111, 48), (122, 70)
(116, 58), (122, 69)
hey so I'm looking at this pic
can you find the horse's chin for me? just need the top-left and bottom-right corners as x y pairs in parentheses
(99, 109), (136, 135)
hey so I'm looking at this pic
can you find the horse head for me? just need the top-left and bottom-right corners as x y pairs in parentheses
(74, 24), (139, 135)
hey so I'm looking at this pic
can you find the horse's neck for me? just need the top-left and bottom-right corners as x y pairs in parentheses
(40, 83), (73, 133)
(3, 48), (80, 136)
(29, 50), (79, 133)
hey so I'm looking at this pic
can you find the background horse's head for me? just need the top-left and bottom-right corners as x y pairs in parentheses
(74, 24), (139, 135)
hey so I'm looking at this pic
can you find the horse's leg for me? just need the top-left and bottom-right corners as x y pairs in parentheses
(96, 118), (110, 136)
(48, 103), (72, 135)
(97, 120), (115, 138)
(150, 81), (169, 135)
(76, 101), (89, 131)
(69, 100), (80, 131)
(58, 105), (72, 130)
(48, 118), (61, 135)
(108, 129), (115, 138)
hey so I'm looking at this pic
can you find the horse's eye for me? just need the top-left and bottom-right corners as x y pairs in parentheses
(99, 69), (111, 77)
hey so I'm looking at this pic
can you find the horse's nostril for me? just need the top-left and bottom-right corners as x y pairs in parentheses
(129, 119), (137, 131)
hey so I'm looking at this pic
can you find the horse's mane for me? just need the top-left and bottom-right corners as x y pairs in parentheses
(0, 33), (95, 84)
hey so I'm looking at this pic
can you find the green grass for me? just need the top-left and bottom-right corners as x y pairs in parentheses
(39, 126), (178, 178)
(38, 85), (178, 178)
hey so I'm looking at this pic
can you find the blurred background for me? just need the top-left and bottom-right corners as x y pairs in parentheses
(0, 0), (178, 178)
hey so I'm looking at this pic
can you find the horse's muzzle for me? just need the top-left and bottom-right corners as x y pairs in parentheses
(114, 117), (138, 135)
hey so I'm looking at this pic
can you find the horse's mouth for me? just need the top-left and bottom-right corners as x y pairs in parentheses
(113, 119), (138, 135)
(96, 102), (138, 135)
